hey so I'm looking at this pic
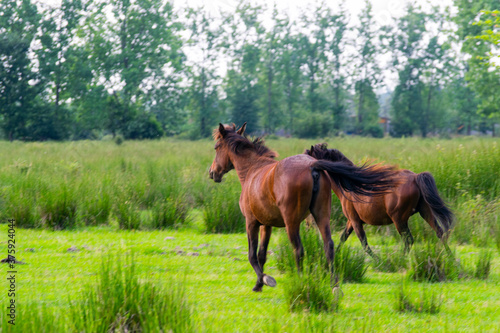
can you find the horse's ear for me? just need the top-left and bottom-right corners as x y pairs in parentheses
(237, 122), (247, 135)
(219, 123), (227, 137)
(310, 146), (315, 155)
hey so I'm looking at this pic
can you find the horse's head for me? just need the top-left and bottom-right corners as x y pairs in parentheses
(306, 143), (354, 166)
(209, 123), (246, 182)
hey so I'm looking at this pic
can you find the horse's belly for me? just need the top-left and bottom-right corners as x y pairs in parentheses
(355, 203), (392, 225)
(252, 204), (285, 227)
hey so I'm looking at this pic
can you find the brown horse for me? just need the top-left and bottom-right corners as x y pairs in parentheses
(209, 123), (397, 292)
(305, 143), (454, 258)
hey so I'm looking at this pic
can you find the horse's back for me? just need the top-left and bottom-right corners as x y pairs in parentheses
(347, 169), (420, 225)
(273, 154), (319, 196)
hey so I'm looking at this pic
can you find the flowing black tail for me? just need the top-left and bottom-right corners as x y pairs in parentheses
(415, 172), (455, 236)
(311, 160), (396, 198)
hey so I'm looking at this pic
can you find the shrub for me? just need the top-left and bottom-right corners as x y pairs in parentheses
(294, 113), (333, 138)
(363, 124), (384, 138)
(394, 282), (443, 314)
(124, 113), (164, 140)
(114, 134), (124, 145)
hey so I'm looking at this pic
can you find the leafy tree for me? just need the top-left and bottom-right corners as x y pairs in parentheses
(454, 0), (499, 134)
(89, 0), (184, 137)
(36, 0), (94, 140)
(279, 19), (304, 134)
(353, 0), (382, 135)
(186, 7), (223, 138)
(298, 4), (330, 116)
(385, 4), (444, 137)
(328, 2), (349, 132)
(0, 0), (41, 140)
(259, 5), (286, 134)
(222, 2), (264, 133)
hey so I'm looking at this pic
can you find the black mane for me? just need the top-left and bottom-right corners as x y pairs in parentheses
(305, 143), (354, 166)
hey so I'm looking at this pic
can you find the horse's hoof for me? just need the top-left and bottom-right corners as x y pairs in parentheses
(263, 275), (276, 287)
(252, 286), (263, 292)
(332, 286), (344, 299)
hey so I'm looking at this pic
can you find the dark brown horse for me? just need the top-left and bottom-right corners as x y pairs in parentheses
(305, 143), (454, 258)
(209, 124), (397, 292)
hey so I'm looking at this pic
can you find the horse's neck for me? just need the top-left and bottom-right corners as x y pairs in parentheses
(231, 152), (273, 184)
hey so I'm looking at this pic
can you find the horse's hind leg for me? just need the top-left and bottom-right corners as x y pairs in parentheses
(310, 213), (334, 269)
(286, 223), (304, 272)
(337, 221), (354, 253)
(392, 218), (414, 253)
(351, 218), (379, 260)
(418, 204), (453, 256)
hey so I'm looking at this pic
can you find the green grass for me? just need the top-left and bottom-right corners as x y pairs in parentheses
(1, 227), (499, 331)
(0, 137), (499, 331)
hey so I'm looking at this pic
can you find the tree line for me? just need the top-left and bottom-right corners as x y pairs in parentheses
(0, 0), (498, 141)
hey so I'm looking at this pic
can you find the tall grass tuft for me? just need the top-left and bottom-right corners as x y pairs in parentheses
(394, 281), (443, 314)
(114, 201), (142, 230)
(69, 254), (193, 333)
(150, 197), (188, 229)
(79, 188), (112, 226)
(407, 242), (460, 282)
(3, 191), (40, 228)
(452, 196), (500, 246)
(0, 302), (65, 332)
(39, 186), (78, 230)
(334, 245), (368, 283)
(275, 225), (326, 274)
(203, 188), (245, 233)
(372, 244), (408, 273)
(474, 249), (492, 280)
(284, 264), (340, 313)
(276, 227), (341, 313)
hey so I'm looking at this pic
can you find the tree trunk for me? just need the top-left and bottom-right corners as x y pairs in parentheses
(267, 63), (273, 134)
(357, 82), (364, 125)
(422, 85), (432, 138)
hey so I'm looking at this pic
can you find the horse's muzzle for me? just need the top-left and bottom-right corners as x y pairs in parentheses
(209, 170), (222, 183)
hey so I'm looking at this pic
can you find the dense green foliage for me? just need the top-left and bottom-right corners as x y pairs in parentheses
(1, 137), (499, 231)
(0, 0), (498, 141)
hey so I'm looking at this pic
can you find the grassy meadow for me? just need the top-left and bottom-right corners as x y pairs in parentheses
(1, 136), (500, 332)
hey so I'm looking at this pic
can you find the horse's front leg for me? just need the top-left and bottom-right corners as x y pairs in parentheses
(258, 225), (276, 288)
(246, 219), (276, 292)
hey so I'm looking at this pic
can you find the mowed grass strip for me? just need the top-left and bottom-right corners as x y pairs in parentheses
(1, 227), (499, 331)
